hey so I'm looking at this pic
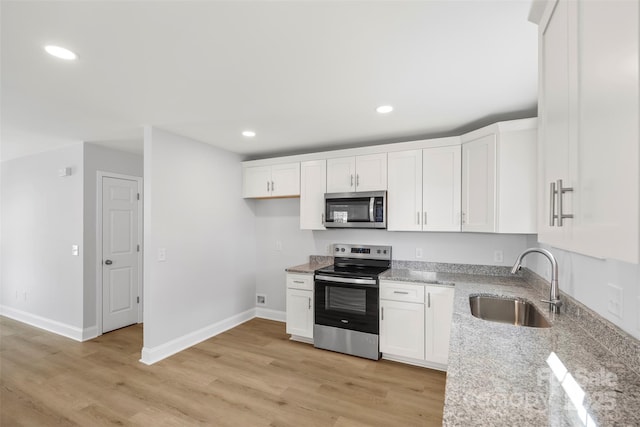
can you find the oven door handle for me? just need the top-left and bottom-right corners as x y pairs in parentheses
(315, 275), (377, 286)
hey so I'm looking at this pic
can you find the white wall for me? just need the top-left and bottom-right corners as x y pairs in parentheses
(525, 235), (640, 340)
(0, 144), (86, 339)
(255, 198), (531, 313)
(83, 143), (143, 332)
(142, 127), (256, 363)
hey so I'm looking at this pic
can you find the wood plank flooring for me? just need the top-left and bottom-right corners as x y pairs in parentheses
(0, 316), (446, 426)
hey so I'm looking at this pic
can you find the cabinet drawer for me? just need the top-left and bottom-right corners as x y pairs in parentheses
(380, 281), (425, 303)
(286, 273), (313, 290)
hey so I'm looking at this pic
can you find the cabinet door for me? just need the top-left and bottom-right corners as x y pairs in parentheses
(355, 153), (387, 191)
(243, 165), (271, 198)
(423, 146), (462, 232)
(380, 299), (425, 360)
(326, 157), (356, 193)
(425, 286), (454, 365)
(387, 150), (422, 231)
(572, 0), (639, 263)
(271, 163), (300, 197)
(286, 288), (313, 339)
(461, 134), (496, 232)
(538, 0), (575, 246)
(300, 160), (327, 230)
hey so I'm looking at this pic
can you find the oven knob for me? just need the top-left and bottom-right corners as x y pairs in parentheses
(377, 249), (381, 254)
(341, 248), (345, 252)
(383, 250), (387, 254)
(335, 247), (339, 252)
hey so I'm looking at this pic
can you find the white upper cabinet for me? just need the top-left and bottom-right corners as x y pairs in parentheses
(387, 150), (423, 231)
(326, 153), (387, 193)
(536, 0), (639, 263)
(243, 162), (300, 198)
(461, 119), (537, 234)
(300, 160), (327, 230)
(423, 146), (462, 232)
(387, 146), (461, 232)
(461, 134), (496, 232)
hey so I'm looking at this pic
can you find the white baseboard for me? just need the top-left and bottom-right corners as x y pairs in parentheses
(139, 308), (256, 365)
(381, 353), (447, 372)
(82, 325), (100, 341)
(0, 305), (86, 342)
(255, 307), (286, 322)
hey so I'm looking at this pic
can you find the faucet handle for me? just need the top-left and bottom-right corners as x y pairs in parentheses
(541, 299), (563, 311)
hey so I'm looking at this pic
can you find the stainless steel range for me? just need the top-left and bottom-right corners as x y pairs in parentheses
(314, 243), (392, 360)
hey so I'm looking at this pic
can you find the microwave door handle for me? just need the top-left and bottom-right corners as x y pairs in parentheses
(369, 197), (374, 222)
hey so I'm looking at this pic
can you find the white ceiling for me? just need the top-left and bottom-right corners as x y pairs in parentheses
(0, 1), (538, 162)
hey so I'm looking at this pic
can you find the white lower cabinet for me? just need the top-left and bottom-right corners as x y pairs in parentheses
(425, 286), (455, 365)
(379, 280), (454, 370)
(380, 299), (425, 360)
(285, 273), (314, 341)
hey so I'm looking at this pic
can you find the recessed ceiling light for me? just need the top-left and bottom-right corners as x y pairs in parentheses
(376, 105), (394, 114)
(44, 45), (77, 60)
(242, 130), (256, 137)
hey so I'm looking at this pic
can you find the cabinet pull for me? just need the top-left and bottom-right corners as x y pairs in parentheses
(424, 211), (427, 225)
(417, 212), (420, 225)
(308, 297), (311, 310)
(267, 181), (270, 192)
(293, 280), (305, 284)
(321, 213), (324, 223)
(271, 181), (275, 192)
(549, 182), (557, 226)
(350, 174), (354, 187)
(557, 179), (574, 227)
(428, 293), (431, 308)
(393, 291), (409, 295)
(356, 174), (360, 187)
(381, 307), (384, 320)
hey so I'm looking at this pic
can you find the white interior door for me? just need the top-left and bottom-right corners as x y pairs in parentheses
(102, 176), (141, 333)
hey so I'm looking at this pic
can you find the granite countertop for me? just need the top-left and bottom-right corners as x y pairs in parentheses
(285, 260), (332, 274)
(440, 275), (640, 426)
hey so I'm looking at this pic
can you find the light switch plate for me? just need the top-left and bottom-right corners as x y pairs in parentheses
(72, 245), (79, 256)
(493, 250), (503, 263)
(158, 248), (166, 262)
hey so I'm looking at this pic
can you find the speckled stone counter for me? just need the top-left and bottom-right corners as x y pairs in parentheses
(284, 257), (332, 274)
(435, 273), (640, 426)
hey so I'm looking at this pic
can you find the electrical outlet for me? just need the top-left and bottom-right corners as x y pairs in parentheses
(493, 250), (503, 263)
(415, 248), (423, 259)
(72, 245), (79, 256)
(158, 248), (166, 262)
(256, 294), (267, 306)
(606, 283), (623, 318)
(275, 241), (283, 251)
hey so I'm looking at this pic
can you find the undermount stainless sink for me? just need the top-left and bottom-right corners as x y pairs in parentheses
(469, 295), (551, 328)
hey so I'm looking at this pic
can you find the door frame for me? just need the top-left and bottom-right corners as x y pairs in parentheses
(96, 171), (143, 335)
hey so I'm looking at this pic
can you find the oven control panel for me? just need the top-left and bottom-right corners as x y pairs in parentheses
(332, 244), (392, 260)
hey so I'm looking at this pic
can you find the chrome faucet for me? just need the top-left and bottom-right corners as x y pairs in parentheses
(511, 248), (562, 314)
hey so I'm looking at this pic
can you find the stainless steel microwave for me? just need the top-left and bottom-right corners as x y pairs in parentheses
(324, 191), (387, 229)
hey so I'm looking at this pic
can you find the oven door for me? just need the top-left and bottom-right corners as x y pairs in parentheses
(314, 275), (379, 335)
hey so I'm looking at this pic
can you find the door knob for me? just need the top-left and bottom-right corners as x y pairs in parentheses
(104, 259), (113, 265)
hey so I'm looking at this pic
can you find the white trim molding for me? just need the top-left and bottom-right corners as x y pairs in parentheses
(140, 308), (256, 365)
(255, 307), (286, 322)
(0, 306), (92, 342)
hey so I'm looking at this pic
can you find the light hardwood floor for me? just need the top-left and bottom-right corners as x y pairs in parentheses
(0, 316), (446, 426)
